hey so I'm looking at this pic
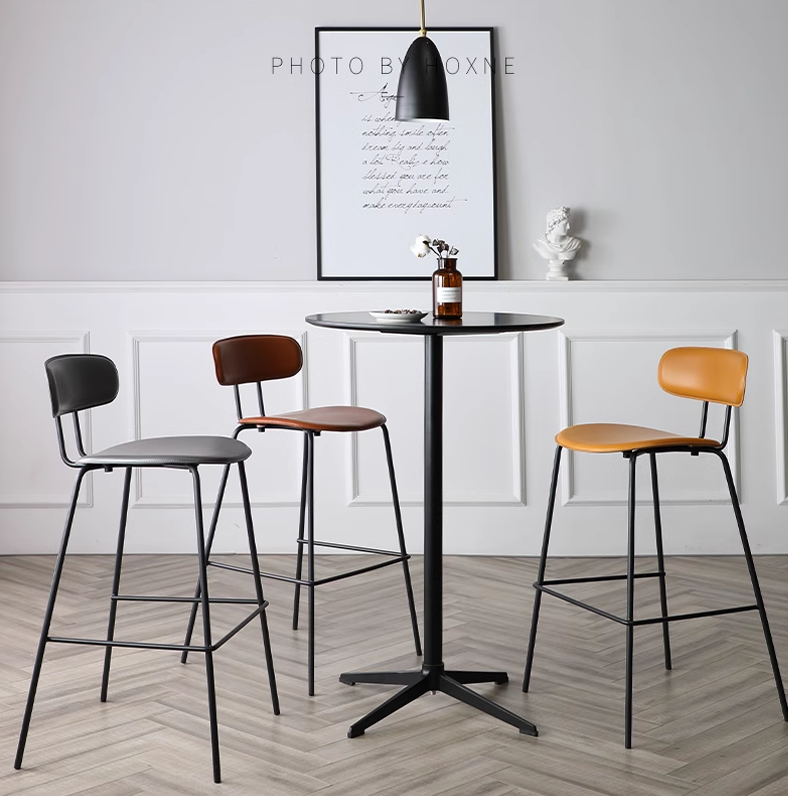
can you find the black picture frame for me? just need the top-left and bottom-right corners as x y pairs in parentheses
(315, 27), (498, 281)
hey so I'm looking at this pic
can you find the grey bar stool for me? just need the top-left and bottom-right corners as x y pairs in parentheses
(14, 354), (279, 783)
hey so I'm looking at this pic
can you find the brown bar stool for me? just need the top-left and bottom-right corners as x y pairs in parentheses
(181, 334), (422, 695)
(15, 354), (279, 783)
(523, 346), (788, 747)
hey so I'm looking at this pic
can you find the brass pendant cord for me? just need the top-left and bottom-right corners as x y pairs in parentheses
(420, 0), (426, 35)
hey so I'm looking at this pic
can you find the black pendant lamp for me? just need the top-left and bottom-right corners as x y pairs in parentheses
(395, 0), (449, 121)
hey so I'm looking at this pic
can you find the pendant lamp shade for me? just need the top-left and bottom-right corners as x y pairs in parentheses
(395, 35), (449, 122)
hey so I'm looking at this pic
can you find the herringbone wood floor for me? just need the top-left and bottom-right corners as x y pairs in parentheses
(1, 553), (787, 795)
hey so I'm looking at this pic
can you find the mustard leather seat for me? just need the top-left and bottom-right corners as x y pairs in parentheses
(556, 422), (719, 453)
(522, 346), (788, 749)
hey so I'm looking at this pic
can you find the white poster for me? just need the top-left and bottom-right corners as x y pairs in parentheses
(315, 28), (497, 280)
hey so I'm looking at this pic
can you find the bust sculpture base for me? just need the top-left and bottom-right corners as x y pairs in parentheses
(545, 260), (570, 281)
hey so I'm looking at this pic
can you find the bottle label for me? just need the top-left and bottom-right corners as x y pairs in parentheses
(436, 287), (461, 303)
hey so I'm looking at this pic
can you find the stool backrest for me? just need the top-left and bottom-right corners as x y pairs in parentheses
(658, 347), (748, 407)
(213, 335), (303, 386)
(212, 335), (303, 421)
(44, 354), (119, 466)
(45, 354), (119, 416)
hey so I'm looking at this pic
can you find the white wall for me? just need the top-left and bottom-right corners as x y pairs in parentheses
(1, 0), (787, 281)
(2, 280), (788, 557)
(2, 3), (788, 557)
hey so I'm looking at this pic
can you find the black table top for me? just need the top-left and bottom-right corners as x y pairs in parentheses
(306, 311), (565, 336)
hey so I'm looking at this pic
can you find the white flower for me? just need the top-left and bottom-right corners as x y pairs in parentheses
(410, 234), (432, 258)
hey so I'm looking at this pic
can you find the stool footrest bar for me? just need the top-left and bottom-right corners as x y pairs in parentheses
(295, 539), (409, 557)
(208, 557), (407, 586)
(541, 572), (663, 586)
(633, 604), (758, 626)
(113, 594), (262, 605)
(49, 605), (266, 653)
(50, 636), (212, 653)
(537, 585), (758, 626)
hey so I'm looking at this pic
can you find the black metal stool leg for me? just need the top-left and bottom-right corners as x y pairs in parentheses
(237, 460), (280, 715)
(190, 467), (222, 784)
(716, 450), (788, 721)
(624, 453), (638, 749)
(181, 462), (232, 664)
(649, 453), (672, 670)
(382, 424), (422, 657)
(292, 433), (309, 631)
(306, 433), (316, 696)
(15, 469), (88, 770)
(100, 467), (132, 702)
(523, 445), (562, 692)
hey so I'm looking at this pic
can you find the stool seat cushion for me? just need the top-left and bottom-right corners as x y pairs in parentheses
(556, 423), (720, 454)
(79, 436), (252, 466)
(241, 406), (386, 432)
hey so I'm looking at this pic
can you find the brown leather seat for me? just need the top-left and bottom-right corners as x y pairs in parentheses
(241, 405), (386, 433)
(181, 334), (422, 697)
(523, 346), (788, 749)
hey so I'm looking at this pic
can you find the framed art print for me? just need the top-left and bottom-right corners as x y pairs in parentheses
(315, 27), (498, 280)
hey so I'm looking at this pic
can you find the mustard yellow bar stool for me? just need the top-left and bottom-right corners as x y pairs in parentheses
(522, 346), (788, 747)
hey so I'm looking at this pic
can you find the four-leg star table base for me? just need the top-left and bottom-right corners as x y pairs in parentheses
(339, 665), (538, 738)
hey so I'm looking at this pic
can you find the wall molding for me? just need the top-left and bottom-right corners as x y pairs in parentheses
(0, 331), (93, 508)
(345, 332), (527, 507)
(774, 331), (788, 505)
(6, 279), (788, 295)
(344, 333), (419, 507)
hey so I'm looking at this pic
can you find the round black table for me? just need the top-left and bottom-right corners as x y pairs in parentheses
(306, 311), (565, 737)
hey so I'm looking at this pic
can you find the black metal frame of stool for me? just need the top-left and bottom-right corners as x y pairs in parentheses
(14, 354), (279, 784)
(524, 437), (788, 749)
(181, 423), (421, 696)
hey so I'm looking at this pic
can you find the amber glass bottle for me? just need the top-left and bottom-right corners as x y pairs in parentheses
(432, 257), (462, 319)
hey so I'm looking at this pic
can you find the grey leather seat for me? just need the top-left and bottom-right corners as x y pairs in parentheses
(78, 435), (251, 466)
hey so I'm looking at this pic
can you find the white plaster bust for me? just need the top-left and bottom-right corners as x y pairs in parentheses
(533, 207), (581, 281)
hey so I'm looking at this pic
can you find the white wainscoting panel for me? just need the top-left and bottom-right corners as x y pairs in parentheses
(0, 332), (92, 510)
(347, 333), (525, 507)
(1, 280), (787, 556)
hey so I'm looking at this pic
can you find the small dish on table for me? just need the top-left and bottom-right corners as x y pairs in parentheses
(369, 310), (428, 323)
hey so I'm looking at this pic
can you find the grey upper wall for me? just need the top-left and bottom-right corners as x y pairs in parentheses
(0, 0), (786, 281)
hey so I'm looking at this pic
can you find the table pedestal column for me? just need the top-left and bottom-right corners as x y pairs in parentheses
(338, 335), (537, 738)
(424, 333), (443, 668)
